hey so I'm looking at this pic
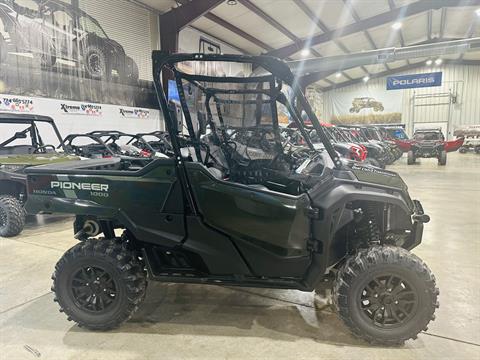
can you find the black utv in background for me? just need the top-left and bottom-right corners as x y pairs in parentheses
(25, 53), (438, 345)
(0, 113), (77, 237)
(408, 128), (447, 165)
(0, 0), (138, 84)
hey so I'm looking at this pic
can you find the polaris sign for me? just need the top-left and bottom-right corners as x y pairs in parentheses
(387, 72), (442, 90)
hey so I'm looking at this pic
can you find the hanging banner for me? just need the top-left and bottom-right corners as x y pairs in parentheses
(387, 72), (442, 90)
(330, 86), (402, 125)
(0, 0), (158, 109)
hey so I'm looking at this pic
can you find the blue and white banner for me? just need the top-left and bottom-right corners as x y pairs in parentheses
(387, 72), (442, 90)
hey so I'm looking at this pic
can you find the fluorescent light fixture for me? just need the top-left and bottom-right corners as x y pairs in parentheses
(426, 59), (433, 66)
(335, 72), (342, 78)
(435, 58), (443, 65)
(300, 48), (311, 57)
(391, 22), (402, 30)
(227, 0), (238, 5)
(363, 76), (370, 82)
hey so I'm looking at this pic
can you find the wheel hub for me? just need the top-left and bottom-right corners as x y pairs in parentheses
(360, 274), (418, 328)
(71, 266), (117, 313)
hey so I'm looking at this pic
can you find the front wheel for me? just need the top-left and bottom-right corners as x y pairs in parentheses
(84, 46), (111, 80)
(52, 238), (147, 330)
(407, 150), (415, 165)
(334, 246), (439, 345)
(0, 195), (25, 237)
(438, 150), (447, 166)
(459, 147), (467, 154)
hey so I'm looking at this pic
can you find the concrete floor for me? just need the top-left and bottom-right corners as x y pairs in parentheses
(1, 152), (479, 359)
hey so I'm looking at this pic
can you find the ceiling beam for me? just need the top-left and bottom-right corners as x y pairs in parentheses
(267, 0), (480, 59)
(160, 0), (223, 31)
(439, 7), (447, 39)
(321, 59), (480, 92)
(237, 0), (321, 56)
(387, 0), (410, 65)
(427, 10), (433, 40)
(188, 25), (251, 54)
(203, 12), (274, 51)
(342, 0), (391, 71)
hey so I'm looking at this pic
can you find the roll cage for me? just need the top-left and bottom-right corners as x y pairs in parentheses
(151, 52), (339, 169)
(0, 113), (66, 152)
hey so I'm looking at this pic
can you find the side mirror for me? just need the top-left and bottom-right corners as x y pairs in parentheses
(15, 132), (27, 139)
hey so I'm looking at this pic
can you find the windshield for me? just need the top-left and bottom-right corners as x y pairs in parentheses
(413, 131), (442, 141)
(387, 128), (409, 140)
(78, 15), (108, 38)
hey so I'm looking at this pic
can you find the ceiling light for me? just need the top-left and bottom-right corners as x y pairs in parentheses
(363, 76), (370, 82)
(426, 59), (433, 66)
(476, 8), (480, 16)
(300, 48), (311, 57)
(335, 72), (342, 78)
(391, 22), (402, 30)
(435, 58), (443, 65)
(227, 0), (238, 5)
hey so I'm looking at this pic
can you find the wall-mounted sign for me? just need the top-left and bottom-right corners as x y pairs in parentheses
(387, 72), (442, 90)
(60, 103), (103, 116)
(119, 108), (150, 119)
(0, 96), (34, 112)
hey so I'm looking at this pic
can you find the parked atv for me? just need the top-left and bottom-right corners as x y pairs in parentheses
(338, 126), (388, 168)
(0, 0), (138, 84)
(25, 53), (438, 345)
(455, 126), (480, 154)
(408, 128), (464, 165)
(349, 97), (384, 113)
(0, 112), (78, 237)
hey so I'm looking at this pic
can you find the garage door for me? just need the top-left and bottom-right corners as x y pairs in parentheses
(80, 0), (154, 81)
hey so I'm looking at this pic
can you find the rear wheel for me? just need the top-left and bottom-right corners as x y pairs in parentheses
(0, 195), (25, 237)
(407, 150), (415, 165)
(475, 146), (480, 154)
(52, 238), (147, 330)
(334, 246), (439, 345)
(438, 150), (447, 166)
(459, 147), (467, 154)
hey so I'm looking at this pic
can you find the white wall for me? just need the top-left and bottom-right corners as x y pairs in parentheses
(322, 64), (480, 138)
(0, 94), (162, 144)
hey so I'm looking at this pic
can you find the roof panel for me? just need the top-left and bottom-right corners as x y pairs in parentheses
(190, 17), (264, 54)
(443, 8), (478, 39)
(210, 2), (291, 49)
(302, 0), (356, 30)
(312, 41), (345, 57)
(350, 0), (390, 20)
(401, 13), (428, 45)
(387, 59), (409, 69)
(250, 0), (319, 39)
(367, 23), (403, 48)
(463, 51), (480, 61)
(343, 67), (367, 79)
(340, 32), (375, 52)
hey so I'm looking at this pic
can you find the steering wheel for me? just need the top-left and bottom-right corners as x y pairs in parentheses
(33, 145), (56, 153)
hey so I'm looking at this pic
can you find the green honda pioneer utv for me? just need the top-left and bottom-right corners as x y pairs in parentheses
(24, 53), (438, 345)
(0, 113), (78, 237)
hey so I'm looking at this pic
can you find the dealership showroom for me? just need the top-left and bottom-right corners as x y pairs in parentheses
(1, 0), (480, 359)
